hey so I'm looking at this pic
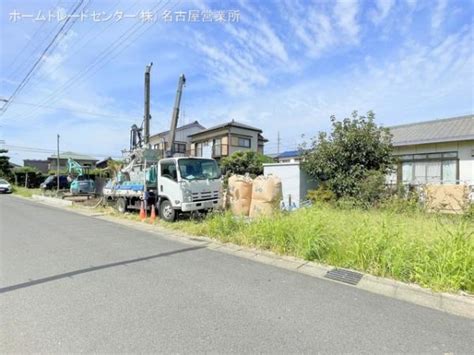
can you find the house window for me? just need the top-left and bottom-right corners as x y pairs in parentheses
(231, 136), (251, 148)
(398, 152), (458, 184)
(195, 143), (203, 157)
(174, 143), (186, 153)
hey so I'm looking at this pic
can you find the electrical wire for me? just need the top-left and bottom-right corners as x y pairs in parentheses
(7, 0), (178, 122)
(1, 0), (89, 116)
(6, 0), (67, 81)
(2, 144), (122, 158)
(23, 0), (128, 86)
(12, 100), (139, 121)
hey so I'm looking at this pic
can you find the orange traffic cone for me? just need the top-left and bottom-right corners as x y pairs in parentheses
(139, 201), (146, 221)
(149, 204), (156, 224)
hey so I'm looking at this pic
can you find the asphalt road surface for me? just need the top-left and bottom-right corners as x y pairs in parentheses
(1, 195), (473, 353)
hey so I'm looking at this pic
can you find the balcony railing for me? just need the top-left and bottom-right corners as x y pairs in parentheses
(189, 144), (229, 158)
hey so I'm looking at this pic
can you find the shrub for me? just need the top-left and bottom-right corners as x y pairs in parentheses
(302, 111), (394, 202)
(220, 151), (274, 177)
(307, 185), (336, 204)
(353, 170), (388, 207)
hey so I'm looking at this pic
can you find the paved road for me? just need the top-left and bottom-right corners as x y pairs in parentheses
(1, 195), (472, 353)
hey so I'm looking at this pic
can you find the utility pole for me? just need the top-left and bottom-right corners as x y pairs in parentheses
(143, 62), (153, 147)
(277, 131), (281, 155)
(56, 134), (60, 193)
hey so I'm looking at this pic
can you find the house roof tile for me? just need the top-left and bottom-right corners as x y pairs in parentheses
(388, 115), (474, 146)
(188, 120), (262, 137)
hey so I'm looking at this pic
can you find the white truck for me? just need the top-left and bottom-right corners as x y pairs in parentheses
(104, 155), (222, 221)
(155, 156), (222, 221)
(103, 65), (222, 221)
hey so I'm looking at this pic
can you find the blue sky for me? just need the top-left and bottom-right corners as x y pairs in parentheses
(0, 0), (472, 164)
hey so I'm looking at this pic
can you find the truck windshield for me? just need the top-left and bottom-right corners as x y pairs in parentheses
(178, 159), (221, 180)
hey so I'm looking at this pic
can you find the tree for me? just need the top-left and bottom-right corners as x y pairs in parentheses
(301, 111), (394, 201)
(106, 159), (123, 177)
(0, 149), (13, 181)
(13, 166), (42, 188)
(220, 151), (274, 177)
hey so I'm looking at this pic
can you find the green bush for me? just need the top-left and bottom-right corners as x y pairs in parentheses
(221, 151), (274, 177)
(302, 111), (394, 202)
(354, 170), (387, 206)
(307, 185), (336, 203)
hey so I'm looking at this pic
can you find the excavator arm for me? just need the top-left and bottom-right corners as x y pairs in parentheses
(67, 158), (83, 175)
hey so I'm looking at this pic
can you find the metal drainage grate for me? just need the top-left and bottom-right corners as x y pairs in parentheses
(325, 268), (363, 285)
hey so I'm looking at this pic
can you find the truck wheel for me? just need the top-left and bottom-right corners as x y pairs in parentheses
(160, 200), (176, 222)
(116, 197), (127, 213)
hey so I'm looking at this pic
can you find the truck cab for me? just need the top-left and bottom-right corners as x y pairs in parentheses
(157, 157), (222, 221)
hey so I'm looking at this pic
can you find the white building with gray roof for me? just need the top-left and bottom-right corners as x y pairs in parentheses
(388, 114), (473, 185)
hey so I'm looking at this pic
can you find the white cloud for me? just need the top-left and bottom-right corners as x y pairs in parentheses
(286, 4), (335, 58)
(187, 2), (289, 95)
(405, 0), (417, 9)
(284, 0), (361, 59)
(2, 0), (470, 162)
(432, 0), (448, 30)
(184, 27), (473, 152)
(370, 0), (395, 25)
(333, 0), (360, 43)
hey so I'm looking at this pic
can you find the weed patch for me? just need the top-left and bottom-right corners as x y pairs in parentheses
(11, 186), (42, 198)
(168, 205), (473, 293)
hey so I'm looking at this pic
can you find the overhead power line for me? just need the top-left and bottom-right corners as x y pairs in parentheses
(7, 0), (178, 123)
(2, 144), (122, 159)
(0, 0), (88, 116)
(6, 0), (64, 82)
(21, 0), (126, 87)
(13, 100), (138, 120)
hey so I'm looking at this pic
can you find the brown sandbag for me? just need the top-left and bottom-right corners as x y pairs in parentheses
(228, 174), (253, 216)
(252, 175), (282, 203)
(249, 200), (275, 218)
(425, 184), (469, 213)
(249, 175), (282, 218)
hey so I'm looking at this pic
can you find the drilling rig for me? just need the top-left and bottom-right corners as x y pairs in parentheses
(103, 65), (222, 221)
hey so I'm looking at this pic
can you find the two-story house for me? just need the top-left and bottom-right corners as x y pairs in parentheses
(188, 120), (268, 160)
(149, 120), (205, 156)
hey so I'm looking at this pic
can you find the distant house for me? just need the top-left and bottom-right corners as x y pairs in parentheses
(277, 150), (303, 163)
(47, 152), (98, 171)
(388, 115), (473, 185)
(188, 120), (268, 160)
(95, 157), (113, 169)
(8, 161), (21, 169)
(24, 159), (49, 173)
(149, 121), (206, 156)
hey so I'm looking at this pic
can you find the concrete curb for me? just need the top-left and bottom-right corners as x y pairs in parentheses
(75, 207), (474, 319)
(14, 196), (474, 319)
(31, 194), (73, 207)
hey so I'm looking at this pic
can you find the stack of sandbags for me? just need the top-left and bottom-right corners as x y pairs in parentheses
(425, 184), (469, 213)
(227, 175), (253, 216)
(249, 175), (282, 218)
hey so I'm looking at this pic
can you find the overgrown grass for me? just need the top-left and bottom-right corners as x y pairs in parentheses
(11, 186), (42, 198)
(168, 205), (473, 293)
